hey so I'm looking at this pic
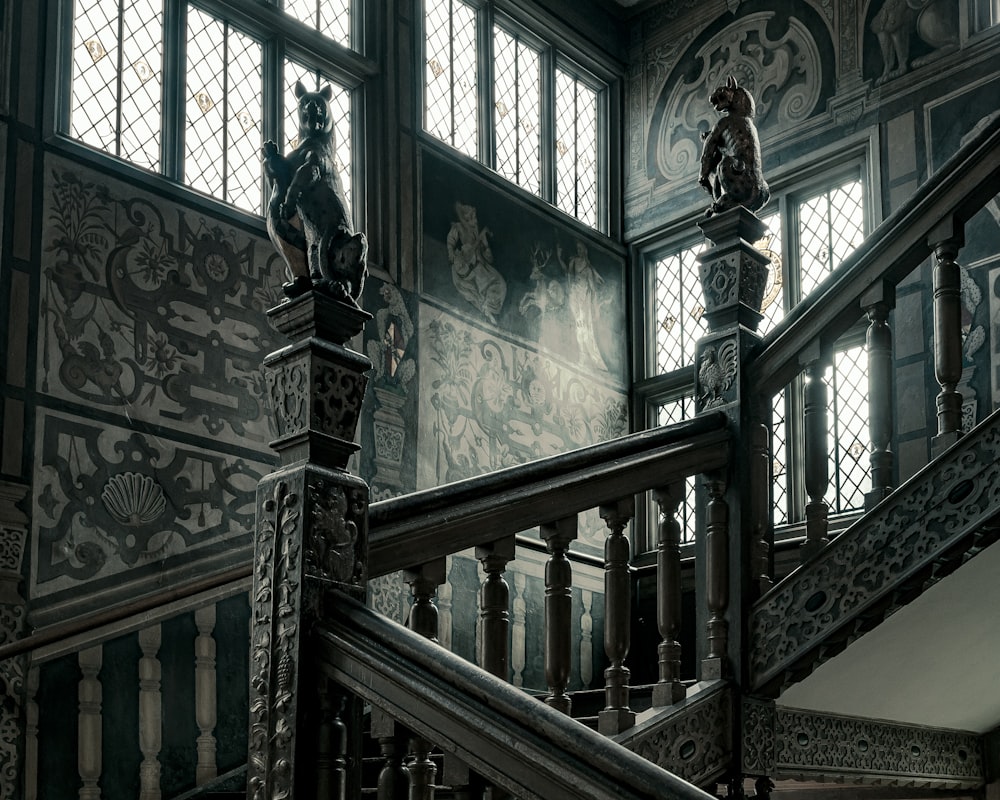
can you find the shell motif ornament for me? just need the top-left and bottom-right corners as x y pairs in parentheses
(101, 472), (167, 526)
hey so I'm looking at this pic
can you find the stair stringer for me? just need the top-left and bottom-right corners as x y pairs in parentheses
(614, 680), (733, 789)
(750, 410), (1000, 696)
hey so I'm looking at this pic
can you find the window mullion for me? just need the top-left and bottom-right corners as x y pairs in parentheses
(478, 1), (493, 167)
(115, 0), (125, 158)
(538, 45), (554, 203)
(162, 0), (186, 181)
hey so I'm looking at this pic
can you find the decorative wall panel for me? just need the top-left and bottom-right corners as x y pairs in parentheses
(32, 158), (282, 614)
(776, 708), (984, 787)
(39, 160), (285, 445)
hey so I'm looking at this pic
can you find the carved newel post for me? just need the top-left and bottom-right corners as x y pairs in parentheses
(693, 204), (773, 677)
(247, 292), (372, 800)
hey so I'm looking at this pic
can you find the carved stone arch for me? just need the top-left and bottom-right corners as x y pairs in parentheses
(648, 11), (825, 185)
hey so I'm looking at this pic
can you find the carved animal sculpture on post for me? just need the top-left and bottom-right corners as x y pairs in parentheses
(698, 76), (769, 218)
(262, 81), (367, 305)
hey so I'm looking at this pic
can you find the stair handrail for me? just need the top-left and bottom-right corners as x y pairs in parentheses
(316, 591), (717, 800)
(749, 112), (1000, 397)
(369, 411), (730, 575)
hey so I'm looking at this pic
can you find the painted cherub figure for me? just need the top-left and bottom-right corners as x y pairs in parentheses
(698, 76), (770, 218)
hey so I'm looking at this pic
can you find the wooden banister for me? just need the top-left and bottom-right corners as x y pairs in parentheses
(750, 113), (1000, 396)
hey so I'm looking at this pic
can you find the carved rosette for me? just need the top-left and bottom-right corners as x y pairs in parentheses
(697, 208), (771, 332)
(775, 708), (983, 786)
(617, 682), (733, 787)
(750, 420), (1000, 692)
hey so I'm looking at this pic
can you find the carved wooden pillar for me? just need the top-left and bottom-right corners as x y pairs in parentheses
(78, 645), (103, 800)
(138, 625), (162, 800)
(510, 572), (527, 688)
(598, 498), (635, 733)
(800, 353), (831, 562)
(248, 293), (371, 800)
(930, 226), (965, 454)
(405, 559), (446, 800)
(863, 283), (895, 509)
(651, 485), (685, 707)
(703, 476), (730, 678)
(475, 537), (515, 680)
(0, 482), (29, 800)
(540, 516), (578, 715)
(194, 605), (218, 785)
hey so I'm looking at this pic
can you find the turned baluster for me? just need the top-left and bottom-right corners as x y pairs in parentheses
(651, 485), (685, 706)
(703, 475), (730, 678)
(315, 677), (350, 799)
(930, 227), (965, 453)
(800, 353), (831, 562)
(598, 498), (635, 733)
(138, 624), (163, 800)
(372, 708), (409, 800)
(405, 560), (446, 799)
(78, 645), (103, 800)
(863, 283), (895, 508)
(476, 537), (515, 680)
(540, 516), (577, 715)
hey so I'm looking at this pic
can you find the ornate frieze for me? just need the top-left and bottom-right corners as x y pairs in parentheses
(775, 708), (984, 786)
(742, 697), (776, 776)
(750, 416), (1000, 692)
(616, 682), (733, 787)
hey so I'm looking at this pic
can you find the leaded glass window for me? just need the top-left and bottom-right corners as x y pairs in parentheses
(425, 0), (479, 158)
(423, 1), (609, 231)
(657, 397), (697, 543)
(282, 0), (351, 46)
(493, 25), (540, 196)
(652, 243), (707, 373)
(554, 69), (598, 228)
(184, 8), (263, 210)
(65, 0), (363, 217)
(647, 172), (869, 526)
(71, 0), (164, 170)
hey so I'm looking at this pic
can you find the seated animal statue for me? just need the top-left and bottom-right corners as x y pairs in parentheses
(262, 81), (367, 305)
(698, 76), (770, 218)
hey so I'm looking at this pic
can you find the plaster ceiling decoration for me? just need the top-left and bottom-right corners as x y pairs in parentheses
(653, 12), (822, 183)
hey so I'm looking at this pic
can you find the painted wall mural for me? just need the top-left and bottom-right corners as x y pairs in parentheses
(417, 306), (626, 555)
(421, 147), (627, 384)
(32, 159), (284, 610)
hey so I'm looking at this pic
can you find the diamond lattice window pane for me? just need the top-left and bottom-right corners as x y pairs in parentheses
(657, 397), (696, 543)
(494, 26), (540, 196)
(829, 345), (871, 513)
(425, 0), (478, 157)
(771, 390), (788, 525)
(798, 178), (864, 297)
(71, 0), (164, 169)
(555, 69), (598, 227)
(653, 243), (707, 373)
(225, 30), (262, 211)
(184, 7), (263, 212)
(283, 61), (353, 219)
(283, 0), (351, 47)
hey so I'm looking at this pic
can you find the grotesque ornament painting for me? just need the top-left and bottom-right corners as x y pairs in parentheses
(262, 81), (368, 305)
(698, 76), (770, 218)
